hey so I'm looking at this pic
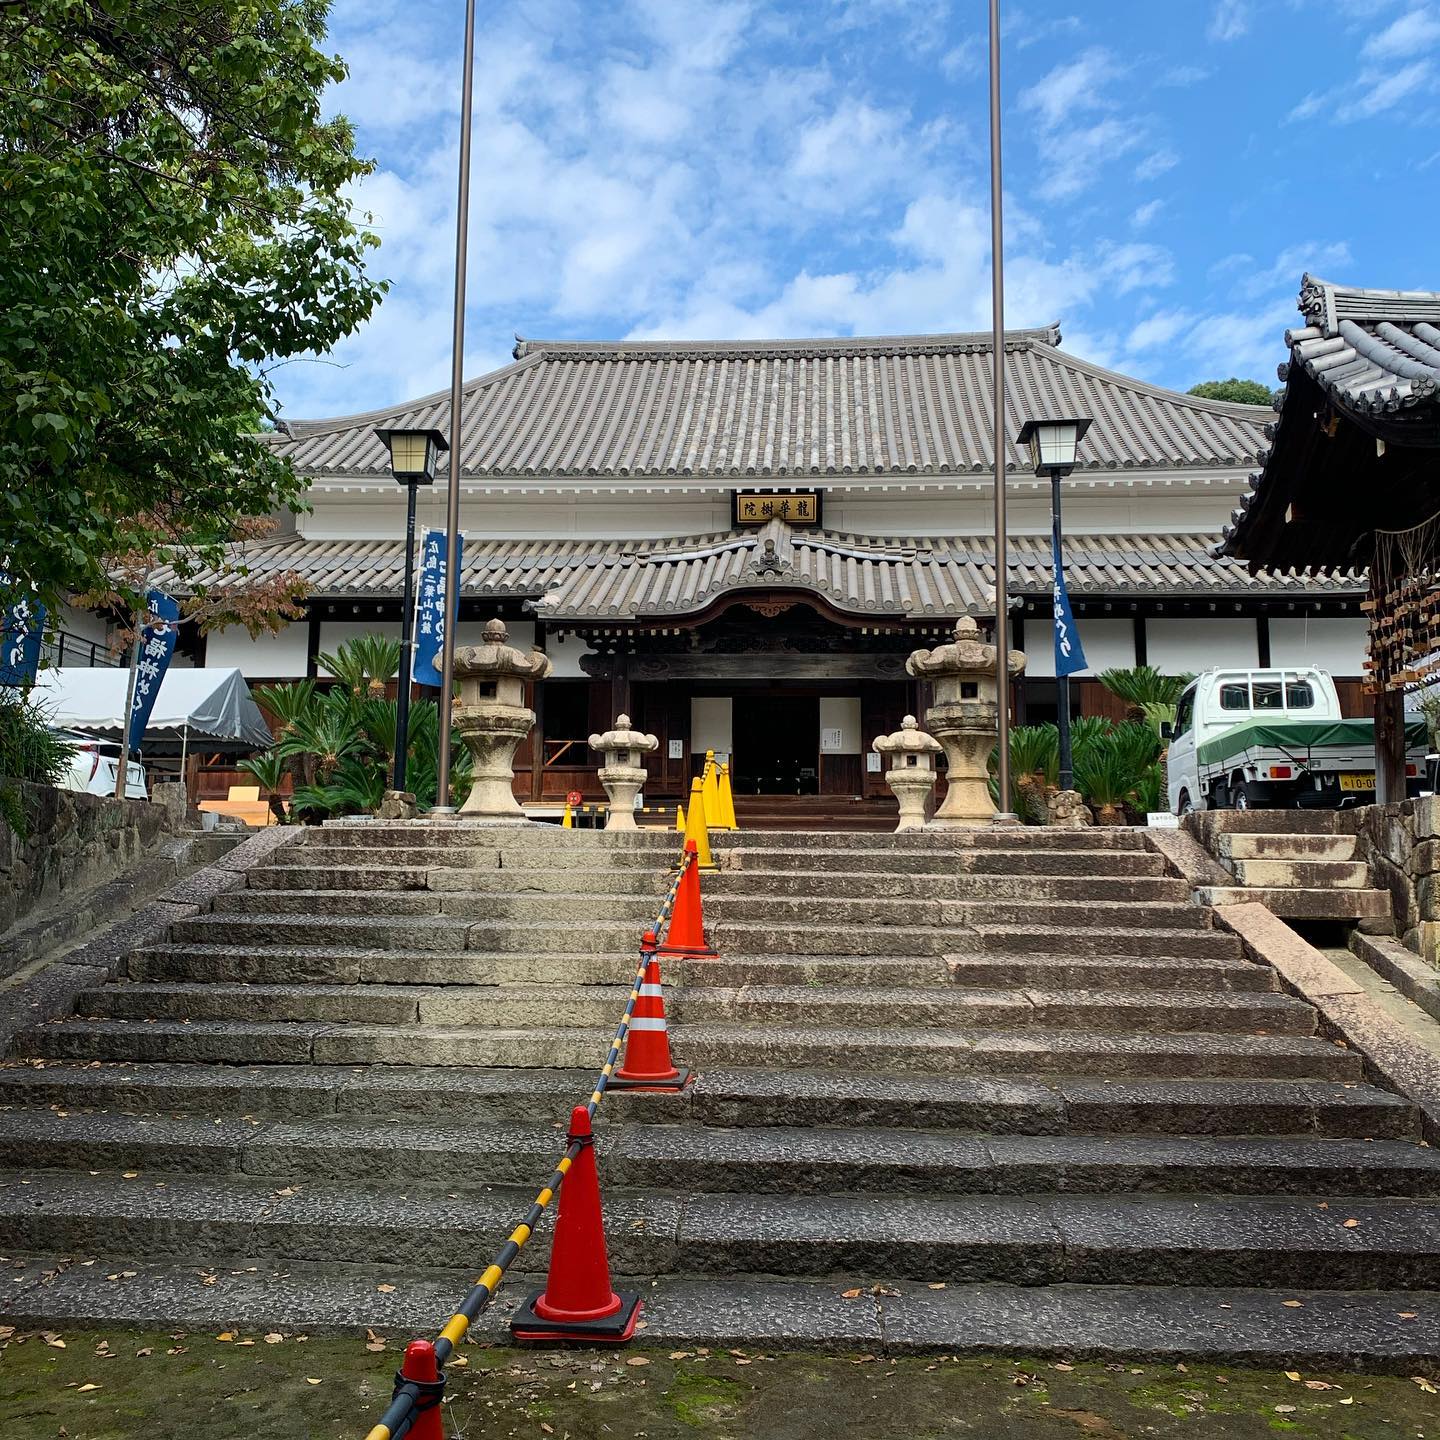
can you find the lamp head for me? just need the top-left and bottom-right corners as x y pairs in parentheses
(374, 427), (449, 484)
(1016, 416), (1093, 475)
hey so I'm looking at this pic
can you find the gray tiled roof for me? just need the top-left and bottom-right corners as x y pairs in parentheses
(270, 330), (1267, 480)
(1219, 275), (1440, 567)
(172, 528), (1359, 623)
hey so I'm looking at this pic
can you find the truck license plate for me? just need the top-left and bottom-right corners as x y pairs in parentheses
(1338, 773), (1374, 792)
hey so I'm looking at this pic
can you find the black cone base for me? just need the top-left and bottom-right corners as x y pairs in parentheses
(608, 1064), (691, 1092)
(510, 1292), (642, 1344)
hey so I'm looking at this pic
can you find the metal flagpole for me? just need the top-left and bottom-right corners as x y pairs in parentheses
(433, 0), (478, 814)
(988, 0), (1017, 823)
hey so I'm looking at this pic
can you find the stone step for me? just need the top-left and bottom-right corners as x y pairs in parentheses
(673, 986), (1316, 1036)
(4, 1257), (1436, 1370)
(74, 981), (634, 1029)
(963, 926), (1243, 961)
(945, 954), (1274, 992)
(125, 945), (643, 986)
(0, 1111), (1433, 1197)
(711, 871), (1191, 902)
(0, 1063), (1413, 1139)
(208, 889), (1208, 935)
(1197, 886), (1393, 922)
(720, 828), (1155, 851)
(674, 1191), (1440, 1289)
(690, 1070), (1418, 1139)
(1194, 812), (1362, 836)
(3, 1170), (1437, 1288)
(1219, 833), (1360, 862)
(1230, 858), (1370, 889)
(245, 865), (672, 895)
(720, 848), (1167, 877)
(12, 1019), (1363, 1078)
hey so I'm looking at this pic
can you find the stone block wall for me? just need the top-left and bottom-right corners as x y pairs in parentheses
(1359, 798), (1440, 967)
(0, 781), (177, 937)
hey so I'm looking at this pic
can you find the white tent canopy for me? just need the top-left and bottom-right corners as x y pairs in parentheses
(33, 667), (273, 750)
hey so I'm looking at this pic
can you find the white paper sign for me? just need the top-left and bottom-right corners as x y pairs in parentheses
(1146, 812), (1179, 828)
(866, 752), (882, 772)
(820, 727), (844, 753)
(668, 739), (684, 760)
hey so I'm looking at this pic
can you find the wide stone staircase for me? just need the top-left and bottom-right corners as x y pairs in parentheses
(1, 822), (1438, 1370)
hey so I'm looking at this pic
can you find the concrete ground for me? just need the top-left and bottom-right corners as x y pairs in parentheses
(1, 1327), (1436, 1439)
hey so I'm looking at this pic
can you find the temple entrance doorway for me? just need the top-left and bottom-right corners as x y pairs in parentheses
(731, 693), (820, 795)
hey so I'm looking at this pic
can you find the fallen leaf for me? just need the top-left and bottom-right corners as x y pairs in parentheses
(668, 1351), (691, 1360)
(1340, 1397), (1354, 1405)
(121, 1172), (139, 1180)
(1284, 1371), (1302, 1382)
(541, 1426), (554, 1435)
(215, 1332), (234, 1343)
(377, 1284), (396, 1294)
(927, 1282), (946, 1290)
(305, 1377), (322, 1386)
(1281, 1300), (1304, 1308)
(77, 1384), (100, 1393)
(625, 1356), (650, 1367)
(135, 1348), (151, 1358)
(1304, 1381), (1333, 1391)
(1052, 1362), (1074, 1372)
(264, 1333), (283, 1345)
(1398, 1311), (1418, 1319)
(1412, 1376), (1438, 1395)
(1274, 1404), (1296, 1414)
(1343, 1218), (1360, 1228)
(840, 1288), (863, 1299)
(366, 1340), (386, 1353)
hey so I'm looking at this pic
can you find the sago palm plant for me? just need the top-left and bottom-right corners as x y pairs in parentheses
(1097, 666), (1194, 725)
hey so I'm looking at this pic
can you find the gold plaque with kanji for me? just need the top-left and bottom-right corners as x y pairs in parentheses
(733, 492), (822, 526)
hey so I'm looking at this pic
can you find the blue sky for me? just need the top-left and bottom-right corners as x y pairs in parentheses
(272, 0), (1440, 420)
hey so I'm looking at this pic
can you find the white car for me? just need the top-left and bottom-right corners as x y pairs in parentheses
(54, 731), (149, 800)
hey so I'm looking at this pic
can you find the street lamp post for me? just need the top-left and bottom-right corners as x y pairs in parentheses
(1017, 417), (1093, 792)
(375, 427), (448, 794)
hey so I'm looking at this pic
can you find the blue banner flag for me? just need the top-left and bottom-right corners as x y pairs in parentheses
(1051, 535), (1087, 679)
(127, 590), (180, 754)
(413, 528), (463, 687)
(0, 572), (45, 689)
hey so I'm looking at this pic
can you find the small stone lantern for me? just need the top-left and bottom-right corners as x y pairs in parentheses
(873, 716), (942, 832)
(452, 619), (554, 817)
(907, 617), (1026, 826)
(589, 714), (659, 831)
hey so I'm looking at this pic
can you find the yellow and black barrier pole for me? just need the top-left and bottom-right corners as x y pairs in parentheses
(361, 853), (693, 1440)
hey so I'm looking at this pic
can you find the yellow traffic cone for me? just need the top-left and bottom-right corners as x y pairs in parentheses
(702, 749), (721, 826)
(681, 775), (715, 870)
(675, 803), (685, 833)
(718, 761), (739, 830)
(562, 800), (573, 829)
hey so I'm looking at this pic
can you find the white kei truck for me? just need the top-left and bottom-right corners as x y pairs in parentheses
(1164, 667), (1426, 814)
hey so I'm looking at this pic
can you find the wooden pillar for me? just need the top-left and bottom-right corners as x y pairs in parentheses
(1376, 686), (1407, 806)
(611, 656), (632, 721)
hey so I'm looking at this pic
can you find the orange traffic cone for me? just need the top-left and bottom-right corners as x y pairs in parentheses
(659, 840), (718, 959)
(510, 1106), (641, 1343)
(611, 933), (689, 1090)
(393, 1339), (446, 1440)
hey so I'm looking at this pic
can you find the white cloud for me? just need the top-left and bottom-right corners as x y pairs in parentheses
(1126, 308), (1196, 352)
(1135, 149), (1179, 181)
(1018, 47), (1119, 130)
(1208, 0), (1251, 40)
(1362, 6), (1440, 59)
(1131, 199), (1164, 229)
(1338, 59), (1434, 119)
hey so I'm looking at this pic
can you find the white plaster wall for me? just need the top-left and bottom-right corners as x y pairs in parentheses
(543, 630), (594, 680)
(205, 624), (310, 679)
(1023, 617), (1135, 679)
(819, 696), (862, 753)
(1146, 618), (1258, 673)
(691, 697), (732, 756)
(56, 602), (112, 644)
(1268, 617), (1368, 675)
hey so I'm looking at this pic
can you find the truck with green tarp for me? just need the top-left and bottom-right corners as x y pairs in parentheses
(1164, 667), (1425, 813)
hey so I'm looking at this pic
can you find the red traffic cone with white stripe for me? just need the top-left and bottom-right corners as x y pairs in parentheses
(659, 840), (718, 959)
(510, 1105), (642, 1343)
(611, 932), (690, 1090)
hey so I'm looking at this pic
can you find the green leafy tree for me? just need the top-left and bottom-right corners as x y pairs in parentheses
(0, 1), (386, 614)
(1187, 378), (1274, 406)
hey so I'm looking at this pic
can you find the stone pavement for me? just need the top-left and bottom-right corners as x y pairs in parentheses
(0, 821), (1438, 1372)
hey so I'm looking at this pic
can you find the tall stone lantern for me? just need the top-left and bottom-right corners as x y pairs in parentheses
(872, 716), (942, 832)
(589, 714), (658, 831)
(452, 619), (554, 817)
(907, 617), (1026, 826)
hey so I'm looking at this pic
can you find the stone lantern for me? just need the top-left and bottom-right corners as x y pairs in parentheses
(588, 714), (659, 831)
(907, 617), (1026, 826)
(872, 716), (942, 832)
(452, 619), (554, 817)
